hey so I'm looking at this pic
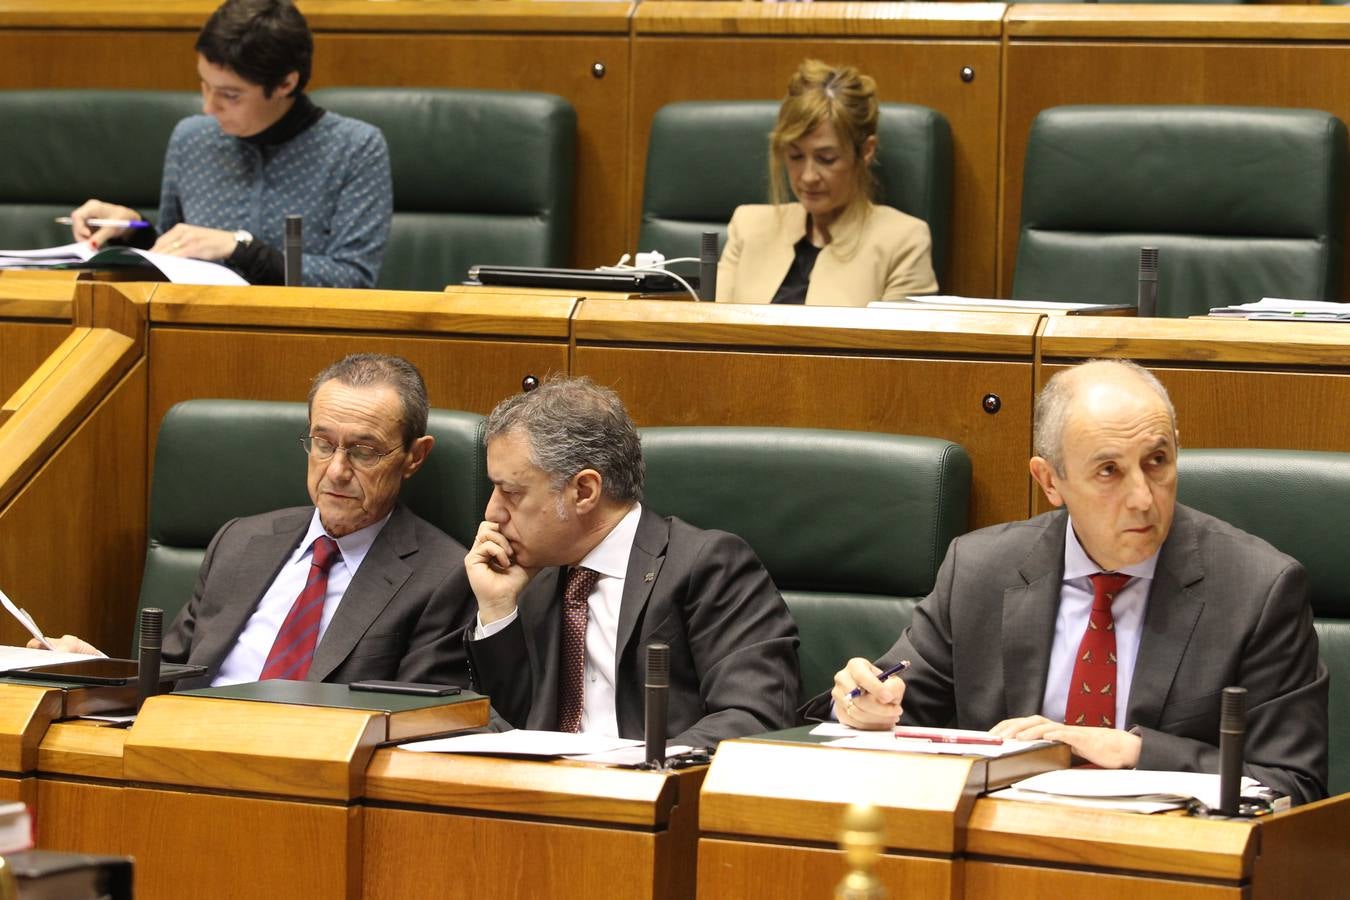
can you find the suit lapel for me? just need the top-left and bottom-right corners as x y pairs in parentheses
(193, 511), (310, 678)
(308, 505), (414, 681)
(614, 508), (668, 663)
(1002, 513), (1069, 717)
(1127, 506), (1205, 730)
(749, 205), (805, 302)
(518, 567), (563, 729)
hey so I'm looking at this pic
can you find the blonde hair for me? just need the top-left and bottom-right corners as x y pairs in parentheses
(768, 59), (879, 213)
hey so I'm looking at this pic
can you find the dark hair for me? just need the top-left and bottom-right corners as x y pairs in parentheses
(308, 354), (429, 449)
(485, 376), (644, 504)
(195, 0), (312, 96)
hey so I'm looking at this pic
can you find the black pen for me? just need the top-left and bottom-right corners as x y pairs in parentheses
(847, 659), (911, 700)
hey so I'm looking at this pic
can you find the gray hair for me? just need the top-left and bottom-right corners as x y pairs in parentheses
(485, 376), (644, 503)
(1033, 358), (1177, 475)
(308, 353), (429, 448)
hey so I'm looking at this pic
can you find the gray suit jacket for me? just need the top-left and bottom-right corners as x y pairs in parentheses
(803, 504), (1328, 803)
(165, 503), (474, 689)
(467, 507), (801, 747)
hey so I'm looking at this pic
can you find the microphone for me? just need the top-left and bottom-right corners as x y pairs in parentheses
(1218, 685), (1247, 815)
(1137, 246), (1159, 318)
(137, 607), (163, 711)
(645, 642), (670, 767)
(284, 215), (303, 286)
(698, 231), (718, 301)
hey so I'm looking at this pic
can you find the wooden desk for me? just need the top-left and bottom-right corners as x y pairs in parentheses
(0, 684), (61, 810)
(364, 748), (704, 900)
(697, 733), (1068, 900)
(0, 277), (75, 412)
(1001, 4), (1350, 299)
(572, 299), (1043, 527)
(966, 792), (1350, 899)
(631, 2), (1005, 298)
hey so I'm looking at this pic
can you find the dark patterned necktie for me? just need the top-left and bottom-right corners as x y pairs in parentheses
(558, 566), (600, 733)
(260, 535), (341, 681)
(1064, 572), (1131, 728)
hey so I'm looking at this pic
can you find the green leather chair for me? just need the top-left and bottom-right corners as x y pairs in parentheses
(1013, 105), (1347, 316)
(639, 426), (971, 704)
(1176, 449), (1350, 796)
(313, 88), (576, 292)
(136, 399), (490, 654)
(0, 89), (199, 251)
(638, 101), (953, 282)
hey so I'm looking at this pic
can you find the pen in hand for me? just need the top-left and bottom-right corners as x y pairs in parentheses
(847, 659), (911, 700)
(54, 216), (151, 229)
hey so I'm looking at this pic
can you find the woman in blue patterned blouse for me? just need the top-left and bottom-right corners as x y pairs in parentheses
(66, 0), (392, 288)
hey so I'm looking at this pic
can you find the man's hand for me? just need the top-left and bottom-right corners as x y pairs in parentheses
(831, 657), (906, 730)
(991, 715), (1142, 769)
(465, 522), (534, 625)
(68, 199), (144, 248)
(151, 224), (239, 261)
(26, 634), (102, 656)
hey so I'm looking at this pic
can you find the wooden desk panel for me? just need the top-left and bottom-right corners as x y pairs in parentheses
(1001, 7), (1350, 299)
(631, 3), (1004, 297)
(697, 839), (955, 900)
(148, 330), (568, 439)
(578, 346), (1031, 527)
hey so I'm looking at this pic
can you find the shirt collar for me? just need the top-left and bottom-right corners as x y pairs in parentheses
(576, 503), (642, 580)
(301, 507), (394, 571)
(1062, 513), (1160, 582)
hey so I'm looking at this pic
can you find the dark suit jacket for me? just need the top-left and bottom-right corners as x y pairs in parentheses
(165, 503), (474, 689)
(467, 507), (801, 747)
(803, 504), (1328, 804)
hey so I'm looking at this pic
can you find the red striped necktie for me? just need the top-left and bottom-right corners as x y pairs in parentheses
(1064, 571), (1131, 728)
(260, 535), (341, 681)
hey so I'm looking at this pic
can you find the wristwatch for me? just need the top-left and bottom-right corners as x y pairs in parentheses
(233, 229), (253, 250)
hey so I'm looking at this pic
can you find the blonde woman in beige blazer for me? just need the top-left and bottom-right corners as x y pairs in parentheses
(716, 59), (939, 307)
(718, 201), (936, 305)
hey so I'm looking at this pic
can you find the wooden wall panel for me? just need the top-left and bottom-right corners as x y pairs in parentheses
(630, 35), (1002, 297)
(147, 328), (568, 437)
(573, 347), (1033, 528)
(697, 838), (958, 900)
(35, 780), (126, 856)
(1000, 37), (1350, 299)
(0, 322), (70, 403)
(0, 359), (147, 656)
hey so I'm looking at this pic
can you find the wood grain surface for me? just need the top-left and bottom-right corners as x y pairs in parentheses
(696, 838), (958, 900)
(0, 684), (61, 774)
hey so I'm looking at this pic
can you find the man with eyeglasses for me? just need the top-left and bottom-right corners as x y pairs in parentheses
(33, 353), (474, 689)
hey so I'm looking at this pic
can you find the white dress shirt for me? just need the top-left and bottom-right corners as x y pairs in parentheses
(1040, 516), (1159, 729)
(212, 509), (391, 686)
(473, 503), (642, 737)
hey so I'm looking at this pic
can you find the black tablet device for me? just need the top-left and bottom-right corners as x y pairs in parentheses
(7, 658), (206, 686)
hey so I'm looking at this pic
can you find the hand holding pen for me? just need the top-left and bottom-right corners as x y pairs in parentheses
(834, 658), (911, 730)
(63, 199), (147, 248)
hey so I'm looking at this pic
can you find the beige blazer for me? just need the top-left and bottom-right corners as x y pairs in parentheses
(716, 202), (938, 306)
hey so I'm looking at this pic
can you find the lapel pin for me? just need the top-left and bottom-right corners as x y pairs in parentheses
(644, 572), (655, 583)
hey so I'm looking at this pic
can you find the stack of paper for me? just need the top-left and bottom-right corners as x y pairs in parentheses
(811, 723), (1052, 758)
(992, 768), (1263, 814)
(0, 242), (246, 285)
(1207, 298), (1350, 321)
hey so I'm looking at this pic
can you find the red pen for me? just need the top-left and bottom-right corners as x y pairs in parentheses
(894, 727), (1003, 746)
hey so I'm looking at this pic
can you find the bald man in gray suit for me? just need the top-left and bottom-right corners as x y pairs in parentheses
(812, 360), (1327, 804)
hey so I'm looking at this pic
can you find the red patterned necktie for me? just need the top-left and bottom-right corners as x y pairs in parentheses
(558, 566), (600, 733)
(260, 535), (341, 681)
(1064, 572), (1131, 728)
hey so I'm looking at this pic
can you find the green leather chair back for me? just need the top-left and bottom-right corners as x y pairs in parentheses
(137, 400), (490, 655)
(638, 101), (953, 281)
(313, 88), (576, 292)
(1177, 449), (1350, 796)
(0, 90), (199, 250)
(1013, 105), (1347, 316)
(639, 427), (971, 703)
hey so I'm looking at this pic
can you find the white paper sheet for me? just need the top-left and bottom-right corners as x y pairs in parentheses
(567, 744), (695, 766)
(399, 730), (643, 757)
(824, 731), (1052, 758)
(0, 644), (98, 671)
(987, 786), (1184, 814)
(0, 241), (94, 261)
(1012, 768), (1259, 812)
